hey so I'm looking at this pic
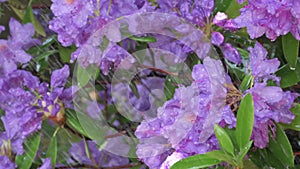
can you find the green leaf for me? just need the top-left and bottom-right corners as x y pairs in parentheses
(129, 35), (157, 42)
(10, 6), (26, 19)
(281, 104), (300, 131)
(236, 141), (253, 166)
(59, 45), (76, 63)
(22, 3), (46, 36)
(243, 159), (260, 169)
(282, 33), (299, 69)
(239, 74), (253, 92)
(15, 132), (41, 169)
(76, 65), (100, 87)
(65, 109), (90, 137)
(129, 80), (140, 98)
(249, 148), (286, 169)
(268, 124), (294, 167)
(34, 50), (57, 62)
(276, 62), (300, 88)
(171, 151), (224, 169)
(214, 125), (235, 156)
(235, 93), (254, 151)
(214, 0), (233, 14)
(225, 0), (246, 18)
(164, 75), (178, 100)
(46, 136), (57, 166)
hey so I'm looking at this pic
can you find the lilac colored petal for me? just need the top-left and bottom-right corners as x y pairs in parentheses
(233, 0), (300, 40)
(249, 42), (280, 80)
(38, 158), (52, 169)
(237, 0), (245, 4)
(160, 152), (187, 169)
(213, 12), (228, 27)
(221, 43), (242, 64)
(0, 156), (16, 169)
(211, 32), (224, 46)
(51, 65), (70, 88)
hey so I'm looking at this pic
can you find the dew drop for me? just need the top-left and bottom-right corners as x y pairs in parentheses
(290, 67), (296, 70)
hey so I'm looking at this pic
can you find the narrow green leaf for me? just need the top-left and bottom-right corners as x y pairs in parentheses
(129, 80), (140, 98)
(236, 93), (254, 150)
(10, 6), (26, 19)
(65, 109), (90, 137)
(282, 33), (299, 69)
(239, 74), (253, 92)
(276, 62), (300, 88)
(15, 132), (41, 169)
(281, 104), (300, 131)
(268, 124), (294, 167)
(214, 125), (235, 156)
(129, 35), (157, 42)
(22, 3), (46, 36)
(171, 151), (223, 169)
(46, 136), (57, 166)
(236, 141), (253, 166)
(164, 75), (178, 100)
(34, 50), (57, 62)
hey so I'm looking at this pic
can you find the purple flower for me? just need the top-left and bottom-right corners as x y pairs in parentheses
(248, 42), (280, 82)
(246, 83), (297, 148)
(0, 156), (16, 169)
(160, 152), (187, 169)
(234, 0), (300, 40)
(0, 70), (42, 154)
(221, 43), (242, 64)
(157, 0), (214, 27)
(51, 65), (70, 88)
(136, 58), (236, 168)
(38, 158), (52, 169)
(0, 18), (39, 75)
(211, 32), (224, 46)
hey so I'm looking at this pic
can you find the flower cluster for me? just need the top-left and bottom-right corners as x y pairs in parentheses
(0, 18), (73, 168)
(135, 58), (236, 168)
(245, 42), (297, 148)
(135, 42), (298, 168)
(234, 0), (300, 40)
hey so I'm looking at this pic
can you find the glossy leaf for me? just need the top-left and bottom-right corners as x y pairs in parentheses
(276, 62), (300, 88)
(282, 33), (299, 69)
(15, 132), (41, 169)
(214, 124), (235, 156)
(46, 136), (57, 166)
(236, 93), (254, 151)
(171, 151), (224, 169)
(268, 124), (294, 167)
